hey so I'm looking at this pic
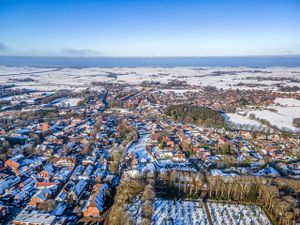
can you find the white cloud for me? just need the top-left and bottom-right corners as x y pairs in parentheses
(61, 48), (102, 56)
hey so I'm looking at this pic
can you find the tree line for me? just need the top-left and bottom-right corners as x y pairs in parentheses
(109, 172), (155, 225)
(165, 104), (227, 128)
(109, 119), (139, 174)
(156, 170), (300, 225)
(109, 170), (300, 225)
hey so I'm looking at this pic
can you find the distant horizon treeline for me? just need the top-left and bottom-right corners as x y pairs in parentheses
(165, 104), (226, 128)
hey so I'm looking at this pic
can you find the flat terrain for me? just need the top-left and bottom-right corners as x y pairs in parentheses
(128, 198), (270, 225)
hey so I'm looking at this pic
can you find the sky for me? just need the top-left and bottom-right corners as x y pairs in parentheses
(0, 0), (300, 57)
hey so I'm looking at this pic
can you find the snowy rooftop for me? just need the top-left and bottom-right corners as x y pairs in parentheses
(14, 209), (57, 224)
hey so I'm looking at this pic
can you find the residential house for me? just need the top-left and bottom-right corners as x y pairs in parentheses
(0, 206), (9, 222)
(29, 188), (54, 207)
(53, 157), (76, 167)
(13, 208), (66, 225)
(5, 155), (24, 173)
(83, 183), (109, 217)
(172, 152), (186, 162)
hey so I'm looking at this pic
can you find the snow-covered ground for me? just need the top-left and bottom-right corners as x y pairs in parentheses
(1, 66), (300, 91)
(249, 106), (300, 132)
(253, 166), (280, 176)
(127, 134), (151, 162)
(210, 169), (238, 177)
(152, 199), (208, 225)
(128, 198), (209, 225)
(225, 108), (299, 132)
(208, 202), (271, 225)
(224, 97), (300, 132)
(1, 65), (299, 131)
(156, 159), (196, 172)
(128, 198), (271, 225)
(223, 113), (261, 127)
(53, 97), (82, 107)
(127, 133), (155, 173)
(127, 198), (143, 225)
(158, 89), (200, 93)
(274, 97), (300, 107)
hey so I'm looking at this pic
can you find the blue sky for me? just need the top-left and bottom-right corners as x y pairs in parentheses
(0, 0), (300, 56)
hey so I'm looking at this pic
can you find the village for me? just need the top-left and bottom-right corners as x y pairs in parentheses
(0, 67), (300, 225)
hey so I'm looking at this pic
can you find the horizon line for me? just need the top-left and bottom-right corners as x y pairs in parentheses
(0, 54), (300, 58)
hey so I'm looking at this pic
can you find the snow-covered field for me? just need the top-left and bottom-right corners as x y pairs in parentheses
(53, 97), (82, 107)
(128, 198), (271, 225)
(224, 113), (262, 128)
(226, 109), (299, 132)
(208, 202), (271, 225)
(224, 96), (300, 132)
(246, 101), (300, 132)
(128, 198), (209, 225)
(158, 89), (200, 93)
(274, 97), (300, 107)
(250, 109), (297, 131)
(152, 199), (209, 225)
(1, 65), (300, 91)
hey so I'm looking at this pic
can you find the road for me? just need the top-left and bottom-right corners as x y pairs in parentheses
(100, 85), (109, 108)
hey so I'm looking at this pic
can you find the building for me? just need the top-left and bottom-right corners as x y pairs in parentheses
(13, 208), (66, 225)
(38, 169), (54, 181)
(0, 206), (9, 222)
(83, 183), (109, 217)
(5, 154), (24, 172)
(68, 179), (87, 203)
(172, 152), (186, 162)
(52, 157), (76, 167)
(29, 188), (54, 207)
(0, 175), (21, 194)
